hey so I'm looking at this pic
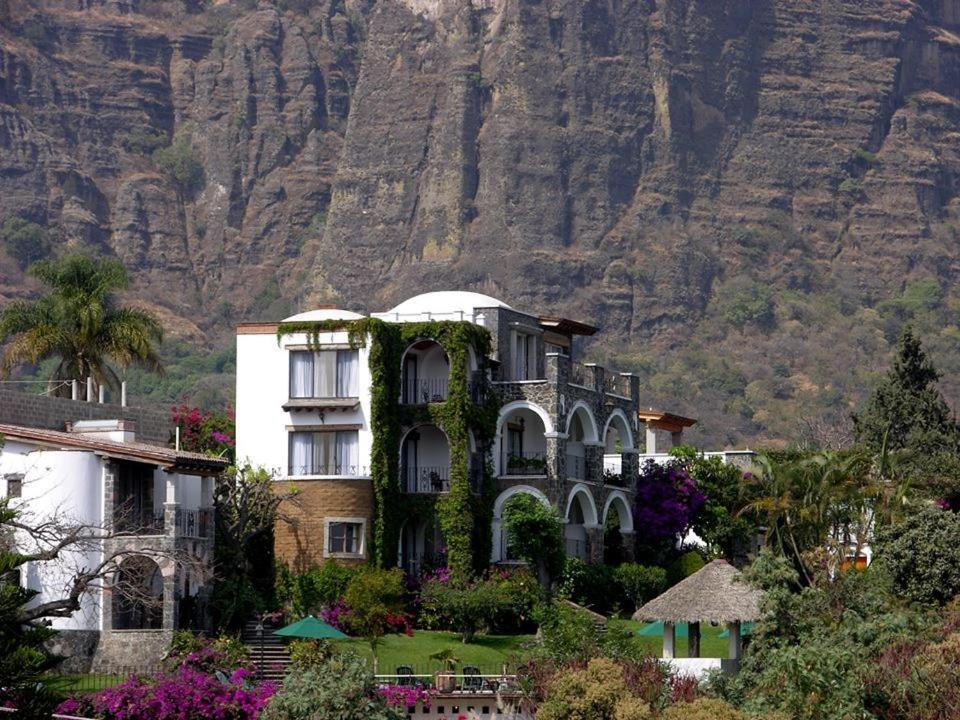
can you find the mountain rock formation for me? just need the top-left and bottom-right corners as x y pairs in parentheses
(3, 0), (960, 445)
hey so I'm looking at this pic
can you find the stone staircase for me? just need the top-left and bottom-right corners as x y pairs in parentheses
(241, 618), (291, 683)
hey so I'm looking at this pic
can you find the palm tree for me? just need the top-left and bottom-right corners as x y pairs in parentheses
(0, 254), (163, 394)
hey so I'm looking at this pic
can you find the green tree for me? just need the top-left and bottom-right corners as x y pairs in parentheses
(0, 217), (50, 270)
(152, 138), (204, 198)
(873, 506), (960, 606)
(502, 494), (565, 590)
(342, 567), (407, 663)
(0, 254), (163, 394)
(537, 657), (652, 720)
(853, 327), (960, 487)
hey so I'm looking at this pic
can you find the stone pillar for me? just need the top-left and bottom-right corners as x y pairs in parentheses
(620, 530), (635, 561)
(621, 450), (639, 491)
(727, 621), (742, 660)
(689, 621), (701, 659)
(663, 622), (676, 659)
(544, 432), (564, 498)
(585, 523), (604, 564)
(584, 443), (604, 484)
(645, 423), (658, 453)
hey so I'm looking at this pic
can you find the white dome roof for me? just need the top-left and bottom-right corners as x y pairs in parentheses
(386, 291), (511, 316)
(282, 308), (367, 322)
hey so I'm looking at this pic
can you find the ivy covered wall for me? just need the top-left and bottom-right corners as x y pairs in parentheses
(277, 318), (498, 580)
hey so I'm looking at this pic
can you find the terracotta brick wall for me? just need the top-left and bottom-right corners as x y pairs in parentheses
(274, 479), (374, 571)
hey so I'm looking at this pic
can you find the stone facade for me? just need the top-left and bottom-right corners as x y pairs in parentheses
(92, 630), (174, 673)
(46, 630), (100, 674)
(0, 388), (173, 445)
(274, 478), (375, 571)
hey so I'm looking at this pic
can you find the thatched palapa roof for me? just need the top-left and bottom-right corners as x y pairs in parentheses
(632, 560), (764, 624)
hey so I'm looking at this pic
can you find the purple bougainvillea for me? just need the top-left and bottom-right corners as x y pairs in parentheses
(633, 460), (706, 546)
(377, 683), (438, 710)
(55, 666), (274, 720)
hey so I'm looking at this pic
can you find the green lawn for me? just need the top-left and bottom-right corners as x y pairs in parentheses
(44, 673), (125, 694)
(340, 630), (536, 675)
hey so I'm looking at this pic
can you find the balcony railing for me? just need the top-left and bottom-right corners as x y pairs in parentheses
(175, 507), (214, 538)
(603, 469), (626, 487)
(402, 465), (451, 493)
(287, 464), (368, 477)
(565, 454), (587, 480)
(569, 361), (591, 388)
(502, 451), (547, 476)
(604, 373), (632, 398)
(402, 378), (449, 404)
(114, 505), (165, 535)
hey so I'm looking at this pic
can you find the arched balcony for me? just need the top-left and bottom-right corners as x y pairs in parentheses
(565, 403), (599, 481)
(497, 405), (549, 477)
(400, 424), (450, 493)
(564, 485), (598, 561)
(112, 555), (164, 630)
(603, 491), (635, 565)
(401, 340), (450, 404)
(603, 410), (635, 487)
(398, 517), (447, 576)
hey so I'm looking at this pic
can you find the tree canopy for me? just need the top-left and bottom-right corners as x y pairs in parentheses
(0, 253), (163, 393)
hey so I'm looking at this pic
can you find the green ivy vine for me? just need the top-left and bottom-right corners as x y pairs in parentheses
(277, 318), (498, 580)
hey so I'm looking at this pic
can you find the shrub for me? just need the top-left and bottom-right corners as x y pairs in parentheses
(0, 217), (50, 270)
(716, 277), (776, 328)
(490, 567), (542, 633)
(342, 568), (410, 657)
(167, 631), (251, 674)
(634, 461), (706, 558)
(261, 654), (401, 720)
(666, 551), (705, 587)
(276, 561), (356, 618)
(613, 564), (667, 610)
(153, 138), (204, 197)
(661, 697), (784, 720)
(56, 665), (274, 720)
(873, 506), (960, 606)
(126, 127), (168, 155)
(288, 639), (334, 670)
(838, 177), (862, 194)
(537, 657), (653, 720)
(557, 558), (618, 614)
(418, 575), (508, 642)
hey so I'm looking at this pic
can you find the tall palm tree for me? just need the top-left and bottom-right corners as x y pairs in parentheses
(0, 254), (163, 394)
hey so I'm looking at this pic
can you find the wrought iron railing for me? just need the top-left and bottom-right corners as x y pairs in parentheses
(603, 469), (626, 487)
(502, 451), (548, 476)
(401, 465), (451, 493)
(287, 464), (368, 477)
(401, 378), (449, 404)
(114, 504), (165, 534)
(565, 453), (587, 480)
(176, 507), (214, 538)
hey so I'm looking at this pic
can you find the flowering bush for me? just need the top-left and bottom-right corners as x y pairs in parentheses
(377, 683), (438, 710)
(56, 666), (274, 720)
(171, 405), (235, 460)
(320, 598), (353, 632)
(633, 460), (706, 553)
(167, 631), (252, 674)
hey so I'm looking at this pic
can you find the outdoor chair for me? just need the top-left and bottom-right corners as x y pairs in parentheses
(396, 665), (416, 687)
(461, 665), (484, 692)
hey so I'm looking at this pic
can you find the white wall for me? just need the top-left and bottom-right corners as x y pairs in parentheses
(12, 450), (105, 631)
(235, 329), (374, 478)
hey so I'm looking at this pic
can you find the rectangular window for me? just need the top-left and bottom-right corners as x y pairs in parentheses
(289, 350), (360, 398)
(327, 520), (364, 556)
(514, 333), (537, 380)
(288, 430), (360, 476)
(3, 473), (23, 498)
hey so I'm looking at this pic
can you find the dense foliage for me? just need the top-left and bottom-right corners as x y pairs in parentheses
(633, 460), (705, 561)
(275, 560), (355, 619)
(171, 405), (236, 461)
(537, 657), (654, 720)
(0, 216), (50, 269)
(341, 567), (410, 658)
(260, 654), (401, 720)
(501, 493), (566, 588)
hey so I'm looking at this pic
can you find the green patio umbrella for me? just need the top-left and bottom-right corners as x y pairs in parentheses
(718, 622), (754, 639)
(636, 621), (689, 638)
(273, 615), (348, 640)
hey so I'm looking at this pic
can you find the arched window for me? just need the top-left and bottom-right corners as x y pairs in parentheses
(401, 340), (450, 403)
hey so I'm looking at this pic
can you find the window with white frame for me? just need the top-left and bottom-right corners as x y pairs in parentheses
(325, 518), (365, 557)
(289, 349), (360, 398)
(288, 430), (361, 476)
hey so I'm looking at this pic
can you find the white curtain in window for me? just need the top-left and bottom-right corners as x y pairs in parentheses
(337, 350), (359, 397)
(515, 334), (528, 380)
(336, 431), (360, 474)
(290, 432), (313, 474)
(315, 351), (337, 398)
(290, 352), (313, 398)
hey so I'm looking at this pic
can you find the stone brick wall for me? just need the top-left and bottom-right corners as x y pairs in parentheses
(92, 630), (173, 673)
(0, 388), (173, 444)
(47, 630), (100, 674)
(274, 479), (374, 571)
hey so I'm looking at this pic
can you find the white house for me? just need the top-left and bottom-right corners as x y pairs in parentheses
(0, 418), (226, 672)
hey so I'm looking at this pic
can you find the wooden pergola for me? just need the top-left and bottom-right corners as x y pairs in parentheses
(632, 559), (763, 662)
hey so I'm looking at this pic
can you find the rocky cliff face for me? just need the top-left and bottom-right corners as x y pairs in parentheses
(3, 0), (960, 445)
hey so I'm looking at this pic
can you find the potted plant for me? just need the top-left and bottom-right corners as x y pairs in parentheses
(430, 648), (460, 692)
